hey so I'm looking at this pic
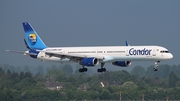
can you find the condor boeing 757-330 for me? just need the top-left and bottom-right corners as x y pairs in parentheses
(6, 22), (173, 72)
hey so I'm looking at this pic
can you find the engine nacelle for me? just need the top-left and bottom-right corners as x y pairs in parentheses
(112, 61), (132, 67)
(80, 57), (99, 66)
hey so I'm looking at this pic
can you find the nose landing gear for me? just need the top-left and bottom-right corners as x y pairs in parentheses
(153, 61), (160, 71)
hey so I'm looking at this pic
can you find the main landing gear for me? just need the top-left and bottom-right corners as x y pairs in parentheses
(153, 61), (160, 71)
(97, 63), (106, 72)
(79, 63), (107, 73)
(79, 66), (88, 72)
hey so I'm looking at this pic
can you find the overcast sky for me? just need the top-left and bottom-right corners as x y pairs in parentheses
(0, 0), (179, 70)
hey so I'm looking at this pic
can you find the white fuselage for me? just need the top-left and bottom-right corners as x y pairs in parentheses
(7, 22), (173, 72)
(35, 46), (173, 63)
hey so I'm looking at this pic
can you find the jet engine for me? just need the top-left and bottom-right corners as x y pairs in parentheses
(112, 61), (132, 67)
(79, 57), (99, 66)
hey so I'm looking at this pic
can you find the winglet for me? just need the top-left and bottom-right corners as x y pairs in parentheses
(125, 41), (130, 46)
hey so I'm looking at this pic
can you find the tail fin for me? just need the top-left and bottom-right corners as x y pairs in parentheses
(22, 22), (47, 50)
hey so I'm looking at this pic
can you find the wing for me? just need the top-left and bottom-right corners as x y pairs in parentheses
(39, 50), (105, 62)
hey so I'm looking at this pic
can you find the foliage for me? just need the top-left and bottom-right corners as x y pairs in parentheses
(169, 71), (180, 88)
(0, 64), (180, 100)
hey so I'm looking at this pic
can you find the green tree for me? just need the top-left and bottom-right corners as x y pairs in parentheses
(24, 65), (30, 72)
(37, 65), (44, 75)
(146, 65), (154, 77)
(7, 69), (11, 75)
(87, 90), (99, 100)
(15, 66), (21, 74)
(0, 66), (4, 75)
(131, 66), (145, 77)
(176, 81), (180, 87)
(158, 64), (170, 78)
(62, 64), (73, 75)
(100, 88), (111, 100)
(169, 71), (180, 88)
(172, 65), (180, 77)
(45, 66), (68, 82)
(121, 81), (138, 89)
(66, 89), (75, 100)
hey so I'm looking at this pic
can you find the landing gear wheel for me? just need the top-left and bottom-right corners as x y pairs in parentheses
(97, 68), (106, 72)
(153, 68), (158, 71)
(84, 68), (88, 72)
(79, 68), (83, 72)
(97, 63), (106, 73)
(97, 69), (102, 72)
(79, 66), (88, 73)
(102, 68), (106, 72)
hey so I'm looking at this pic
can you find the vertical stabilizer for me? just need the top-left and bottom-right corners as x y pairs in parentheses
(22, 22), (47, 50)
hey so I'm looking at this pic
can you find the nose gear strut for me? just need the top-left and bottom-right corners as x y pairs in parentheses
(153, 61), (160, 71)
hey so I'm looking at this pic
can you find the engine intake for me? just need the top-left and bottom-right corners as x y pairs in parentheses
(80, 57), (99, 66)
(112, 61), (132, 67)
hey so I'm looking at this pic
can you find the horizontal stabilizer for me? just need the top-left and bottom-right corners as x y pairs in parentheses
(6, 50), (25, 54)
(6, 50), (37, 56)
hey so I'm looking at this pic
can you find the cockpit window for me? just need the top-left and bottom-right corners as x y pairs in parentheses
(160, 50), (169, 53)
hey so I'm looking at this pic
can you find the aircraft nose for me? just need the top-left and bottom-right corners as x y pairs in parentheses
(169, 53), (173, 59)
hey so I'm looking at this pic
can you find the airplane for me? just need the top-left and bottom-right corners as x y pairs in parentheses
(6, 22), (173, 72)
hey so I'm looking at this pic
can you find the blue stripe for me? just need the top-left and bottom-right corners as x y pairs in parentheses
(29, 49), (39, 59)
